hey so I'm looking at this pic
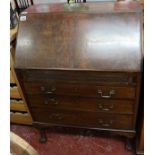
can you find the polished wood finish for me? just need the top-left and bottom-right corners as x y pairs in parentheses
(27, 95), (135, 114)
(23, 82), (136, 99)
(22, 70), (137, 84)
(15, 1), (143, 150)
(15, 2), (143, 71)
(32, 108), (134, 130)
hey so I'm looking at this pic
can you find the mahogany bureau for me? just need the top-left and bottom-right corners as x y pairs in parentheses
(14, 1), (143, 149)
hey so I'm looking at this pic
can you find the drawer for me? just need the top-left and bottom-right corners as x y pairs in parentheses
(10, 86), (21, 99)
(23, 83), (135, 99)
(32, 108), (134, 130)
(22, 70), (137, 85)
(28, 95), (134, 114)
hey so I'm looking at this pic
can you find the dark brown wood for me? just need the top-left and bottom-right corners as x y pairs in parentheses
(23, 82), (136, 99)
(32, 108), (134, 130)
(126, 137), (134, 151)
(136, 73), (144, 155)
(15, 1), (143, 150)
(136, 120), (144, 154)
(33, 121), (136, 144)
(15, 2), (143, 71)
(27, 95), (135, 114)
(39, 128), (47, 143)
(22, 70), (138, 86)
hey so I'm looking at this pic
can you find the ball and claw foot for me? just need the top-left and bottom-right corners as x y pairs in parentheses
(39, 130), (47, 143)
(125, 138), (134, 151)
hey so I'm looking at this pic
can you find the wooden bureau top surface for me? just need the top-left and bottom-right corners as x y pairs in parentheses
(15, 1), (143, 71)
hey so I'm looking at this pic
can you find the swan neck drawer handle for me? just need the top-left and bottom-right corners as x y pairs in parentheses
(98, 89), (115, 98)
(97, 103), (114, 111)
(44, 98), (59, 105)
(40, 86), (56, 94)
(49, 114), (62, 120)
(98, 119), (113, 127)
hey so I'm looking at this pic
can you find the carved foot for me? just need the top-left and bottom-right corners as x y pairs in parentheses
(39, 129), (47, 143)
(125, 138), (134, 151)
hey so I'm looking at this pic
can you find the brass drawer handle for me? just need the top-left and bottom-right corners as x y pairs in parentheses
(98, 119), (113, 127)
(44, 98), (59, 105)
(40, 86), (56, 94)
(98, 89), (115, 98)
(97, 103), (114, 111)
(49, 114), (62, 120)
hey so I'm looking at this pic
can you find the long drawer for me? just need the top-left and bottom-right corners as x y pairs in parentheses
(22, 70), (137, 85)
(27, 95), (134, 114)
(32, 108), (134, 130)
(23, 82), (136, 99)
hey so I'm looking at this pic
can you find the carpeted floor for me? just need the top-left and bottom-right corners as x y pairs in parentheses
(11, 124), (136, 155)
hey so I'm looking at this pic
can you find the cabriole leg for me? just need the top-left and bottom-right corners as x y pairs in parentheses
(39, 129), (47, 143)
(126, 137), (134, 151)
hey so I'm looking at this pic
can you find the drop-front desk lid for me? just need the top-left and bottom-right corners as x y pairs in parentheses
(15, 1), (143, 72)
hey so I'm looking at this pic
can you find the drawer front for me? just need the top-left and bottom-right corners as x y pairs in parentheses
(32, 108), (134, 130)
(28, 95), (134, 114)
(23, 83), (136, 99)
(22, 70), (137, 85)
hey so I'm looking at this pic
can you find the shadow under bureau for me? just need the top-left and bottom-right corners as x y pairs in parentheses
(14, 1), (143, 150)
